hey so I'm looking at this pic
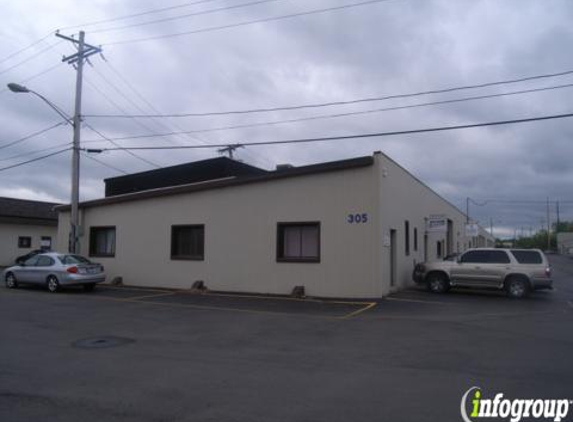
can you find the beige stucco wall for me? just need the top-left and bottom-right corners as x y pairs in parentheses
(57, 153), (478, 298)
(0, 223), (57, 267)
(58, 165), (382, 298)
(374, 152), (470, 294)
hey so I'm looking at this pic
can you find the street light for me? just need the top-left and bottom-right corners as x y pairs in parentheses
(7, 82), (80, 254)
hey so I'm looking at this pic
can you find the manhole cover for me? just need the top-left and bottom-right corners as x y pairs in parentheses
(72, 336), (135, 349)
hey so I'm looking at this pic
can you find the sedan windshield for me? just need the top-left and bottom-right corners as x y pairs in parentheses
(57, 255), (92, 265)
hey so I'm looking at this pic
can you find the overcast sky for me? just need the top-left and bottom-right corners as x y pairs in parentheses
(1, 0), (572, 238)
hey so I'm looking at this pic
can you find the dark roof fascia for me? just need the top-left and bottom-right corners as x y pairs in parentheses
(57, 156), (374, 212)
(0, 215), (58, 226)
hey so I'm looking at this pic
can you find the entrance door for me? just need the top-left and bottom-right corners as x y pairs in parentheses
(390, 229), (397, 287)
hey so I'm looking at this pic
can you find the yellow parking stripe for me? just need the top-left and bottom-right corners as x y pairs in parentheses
(338, 302), (377, 319)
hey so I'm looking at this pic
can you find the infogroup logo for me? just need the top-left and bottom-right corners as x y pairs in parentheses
(461, 387), (572, 422)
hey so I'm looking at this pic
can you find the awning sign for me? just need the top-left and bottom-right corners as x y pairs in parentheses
(427, 217), (447, 232)
(465, 223), (479, 237)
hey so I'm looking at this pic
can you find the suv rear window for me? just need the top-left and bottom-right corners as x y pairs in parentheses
(510, 250), (543, 264)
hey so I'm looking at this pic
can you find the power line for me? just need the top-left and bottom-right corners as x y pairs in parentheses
(82, 152), (128, 174)
(83, 82), (573, 142)
(0, 41), (62, 76)
(0, 31), (54, 65)
(101, 58), (274, 168)
(0, 142), (72, 162)
(94, 110), (573, 151)
(83, 122), (162, 168)
(0, 147), (71, 173)
(84, 68), (573, 119)
(57, 0), (224, 31)
(0, 122), (66, 151)
(91, 0), (289, 34)
(103, 0), (399, 46)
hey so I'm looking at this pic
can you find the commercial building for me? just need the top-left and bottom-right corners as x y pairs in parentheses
(557, 232), (573, 255)
(56, 152), (491, 298)
(0, 197), (59, 266)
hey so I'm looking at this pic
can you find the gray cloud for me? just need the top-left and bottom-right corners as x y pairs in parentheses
(1, 0), (573, 237)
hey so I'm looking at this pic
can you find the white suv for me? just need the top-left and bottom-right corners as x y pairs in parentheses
(413, 248), (552, 298)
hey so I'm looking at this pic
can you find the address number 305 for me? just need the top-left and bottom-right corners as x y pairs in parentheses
(347, 213), (368, 224)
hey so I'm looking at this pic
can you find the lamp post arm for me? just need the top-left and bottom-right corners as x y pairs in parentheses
(29, 90), (73, 124)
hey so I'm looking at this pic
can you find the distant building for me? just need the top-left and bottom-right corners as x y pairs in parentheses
(0, 197), (59, 266)
(56, 152), (491, 298)
(557, 232), (573, 255)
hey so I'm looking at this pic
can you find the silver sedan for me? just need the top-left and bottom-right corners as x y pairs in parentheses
(3, 252), (106, 293)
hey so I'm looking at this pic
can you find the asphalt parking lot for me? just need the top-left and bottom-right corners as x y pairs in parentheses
(1, 255), (572, 422)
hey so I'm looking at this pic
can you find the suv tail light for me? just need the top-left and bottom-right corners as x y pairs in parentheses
(67, 266), (78, 274)
(545, 267), (551, 277)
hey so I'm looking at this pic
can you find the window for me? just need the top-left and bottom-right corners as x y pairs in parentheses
(89, 226), (116, 257)
(58, 255), (92, 265)
(18, 236), (31, 248)
(277, 222), (320, 262)
(171, 225), (204, 260)
(23, 256), (40, 266)
(404, 221), (410, 256)
(510, 250), (543, 264)
(460, 250), (510, 264)
(436, 241), (442, 259)
(487, 250), (511, 264)
(36, 256), (55, 267)
(414, 227), (418, 252)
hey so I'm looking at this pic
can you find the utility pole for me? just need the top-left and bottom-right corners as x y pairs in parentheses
(55, 31), (102, 253)
(546, 197), (551, 251)
(556, 201), (560, 233)
(217, 144), (243, 160)
(466, 197), (470, 224)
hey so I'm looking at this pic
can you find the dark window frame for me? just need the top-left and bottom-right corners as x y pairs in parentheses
(405, 221), (410, 256)
(89, 226), (116, 258)
(171, 224), (205, 261)
(276, 221), (321, 263)
(413, 227), (418, 252)
(18, 236), (32, 248)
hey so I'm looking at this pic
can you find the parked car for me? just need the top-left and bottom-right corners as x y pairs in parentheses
(413, 248), (552, 298)
(15, 249), (46, 265)
(3, 252), (106, 293)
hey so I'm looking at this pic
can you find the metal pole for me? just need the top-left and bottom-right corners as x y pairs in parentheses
(466, 197), (470, 224)
(70, 31), (85, 254)
(546, 197), (551, 251)
(556, 201), (560, 233)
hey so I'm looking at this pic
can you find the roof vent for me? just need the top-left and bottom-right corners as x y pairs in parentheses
(276, 164), (294, 171)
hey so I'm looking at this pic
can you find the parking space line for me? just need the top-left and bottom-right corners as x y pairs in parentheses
(113, 296), (342, 320)
(100, 285), (171, 294)
(385, 297), (448, 305)
(339, 302), (377, 319)
(123, 292), (176, 301)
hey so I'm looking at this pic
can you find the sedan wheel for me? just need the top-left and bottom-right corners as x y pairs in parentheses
(47, 276), (60, 293)
(5, 273), (18, 289)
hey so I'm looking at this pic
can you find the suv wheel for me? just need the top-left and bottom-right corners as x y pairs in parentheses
(427, 273), (449, 294)
(506, 277), (529, 299)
